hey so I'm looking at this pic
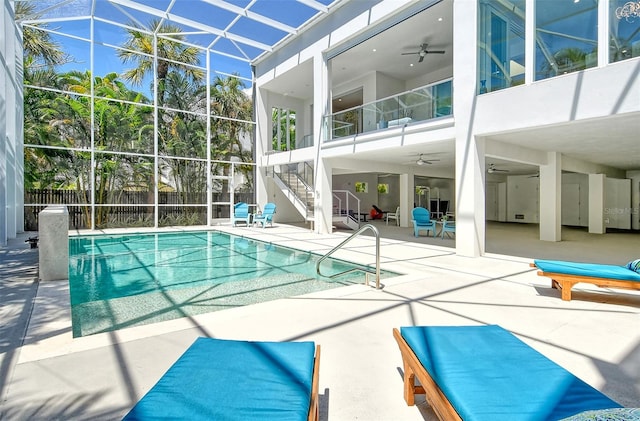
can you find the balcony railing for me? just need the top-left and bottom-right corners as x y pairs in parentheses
(324, 79), (452, 141)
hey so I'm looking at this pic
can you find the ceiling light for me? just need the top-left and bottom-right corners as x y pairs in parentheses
(410, 63), (414, 67)
(438, 17), (443, 22)
(372, 48), (377, 52)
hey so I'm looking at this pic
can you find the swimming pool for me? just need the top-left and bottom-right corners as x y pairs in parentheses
(69, 230), (394, 337)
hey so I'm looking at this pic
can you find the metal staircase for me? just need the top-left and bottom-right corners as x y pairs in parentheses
(271, 164), (314, 221)
(270, 163), (361, 230)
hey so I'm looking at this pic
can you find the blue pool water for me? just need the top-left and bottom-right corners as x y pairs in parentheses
(69, 230), (393, 337)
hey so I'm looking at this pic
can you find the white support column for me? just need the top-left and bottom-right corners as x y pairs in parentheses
(455, 136), (485, 257)
(315, 158), (333, 234)
(255, 86), (270, 207)
(0, 2), (7, 245)
(453, 0), (483, 257)
(598, 0), (608, 67)
(539, 152), (562, 241)
(399, 173), (413, 227)
(589, 173), (605, 234)
(1, 0), (22, 243)
(313, 51), (331, 234)
(524, 0), (535, 85)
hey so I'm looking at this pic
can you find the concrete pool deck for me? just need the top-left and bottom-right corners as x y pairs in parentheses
(1, 223), (639, 420)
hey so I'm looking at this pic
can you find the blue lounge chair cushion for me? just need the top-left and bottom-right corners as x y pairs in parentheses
(123, 337), (316, 421)
(535, 259), (640, 281)
(400, 325), (621, 421)
(626, 259), (640, 273)
(559, 407), (640, 420)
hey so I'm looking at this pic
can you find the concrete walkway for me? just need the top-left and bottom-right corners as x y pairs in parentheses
(1, 225), (639, 420)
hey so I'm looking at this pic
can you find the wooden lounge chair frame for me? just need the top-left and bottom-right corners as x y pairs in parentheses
(308, 345), (321, 421)
(530, 262), (640, 301)
(392, 328), (461, 421)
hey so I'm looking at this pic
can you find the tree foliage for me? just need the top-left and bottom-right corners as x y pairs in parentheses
(23, 18), (254, 228)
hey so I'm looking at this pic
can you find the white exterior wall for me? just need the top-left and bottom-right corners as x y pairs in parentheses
(253, 0), (639, 255)
(474, 60), (640, 136)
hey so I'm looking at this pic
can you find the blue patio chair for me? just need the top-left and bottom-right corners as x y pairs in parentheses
(411, 207), (436, 237)
(253, 203), (276, 228)
(441, 220), (455, 239)
(231, 202), (251, 227)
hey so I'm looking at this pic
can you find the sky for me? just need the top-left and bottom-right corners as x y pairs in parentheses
(24, 0), (336, 94)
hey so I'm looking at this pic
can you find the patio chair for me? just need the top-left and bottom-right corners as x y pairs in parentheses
(440, 220), (455, 239)
(411, 207), (436, 237)
(392, 325), (622, 421)
(253, 203), (276, 228)
(123, 337), (321, 421)
(531, 259), (640, 301)
(231, 202), (251, 226)
(386, 206), (400, 226)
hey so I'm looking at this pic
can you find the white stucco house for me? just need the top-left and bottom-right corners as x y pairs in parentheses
(252, 0), (640, 256)
(2, 0), (639, 255)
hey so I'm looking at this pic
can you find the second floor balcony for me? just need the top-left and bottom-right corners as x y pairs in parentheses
(325, 79), (452, 141)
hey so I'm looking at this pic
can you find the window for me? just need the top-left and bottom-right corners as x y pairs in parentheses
(355, 182), (368, 193)
(535, 0), (598, 81)
(610, 0), (640, 62)
(272, 107), (296, 151)
(478, 0), (525, 94)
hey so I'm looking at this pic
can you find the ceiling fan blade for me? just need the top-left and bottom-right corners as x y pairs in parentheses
(488, 164), (509, 173)
(426, 50), (445, 54)
(418, 55), (425, 63)
(401, 51), (419, 55)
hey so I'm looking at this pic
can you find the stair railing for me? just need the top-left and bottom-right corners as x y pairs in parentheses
(316, 224), (381, 289)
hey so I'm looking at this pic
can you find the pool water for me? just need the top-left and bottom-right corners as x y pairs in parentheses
(69, 230), (393, 337)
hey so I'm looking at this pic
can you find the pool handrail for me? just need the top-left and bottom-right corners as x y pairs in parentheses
(316, 224), (381, 289)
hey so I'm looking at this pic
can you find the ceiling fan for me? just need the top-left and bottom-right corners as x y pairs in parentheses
(401, 43), (445, 63)
(487, 164), (509, 174)
(416, 154), (440, 166)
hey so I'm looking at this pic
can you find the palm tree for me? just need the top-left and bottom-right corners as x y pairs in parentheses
(16, 2), (66, 69)
(118, 19), (204, 104)
(210, 74), (253, 193)
(272, 108), (296, 151)
(540, 47), (587, 78)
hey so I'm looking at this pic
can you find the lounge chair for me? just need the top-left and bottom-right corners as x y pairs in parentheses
(393, 325), (622, 421)
(440, 219), (455, 239)
(123, 337), (320, 421)
(386, 206), (400, 226)
(411, 207), (436, 237)
(253, 202), (276, 228)
(531, 259), (640, 301)
(231, 202), (251, 226)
